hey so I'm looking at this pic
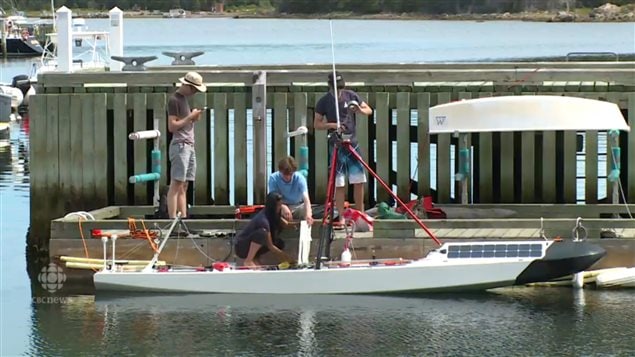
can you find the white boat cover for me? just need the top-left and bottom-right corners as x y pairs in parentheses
(429, 95), (630, 133)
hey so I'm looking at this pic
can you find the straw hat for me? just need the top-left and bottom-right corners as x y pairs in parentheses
(179, 71), (207, 92)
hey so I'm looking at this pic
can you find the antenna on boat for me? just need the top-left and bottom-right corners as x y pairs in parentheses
(329, 20), (341, 130)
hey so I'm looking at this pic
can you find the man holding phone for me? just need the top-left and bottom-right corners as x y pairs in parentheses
(167, 71), (207, 218)
(313, 72), (373, 228)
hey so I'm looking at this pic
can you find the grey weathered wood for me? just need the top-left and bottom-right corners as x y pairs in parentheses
(213, 93), (229, 205)
(112, 93), (128, 204)
(69, 95), (83, 208)
(375, 92), (390, 203)
(477, 92), (493, 202)
(417, 93), (431, 198)
(563, 131), (577, 203)
(436, 92), (452, 203)
(94, 94), (109, 208)
(252, 71), (267, 204)
(233, 92), (248, 205)
(312, 93), (328, 203)
(132, 93), (147, 204)
(585, 130), (599, 203)
(273, 92), (288, 167)
(45, 95), (60, 211)
(521, 131), (535, 203)
(38, 67), (635, 89)
(293, 92), (308, 162)
(80, 94), (96, 204)
(396, 92), (411, 200)
(628, 94), (635, 203)
(192, 92), (210, 205)
(356, 92), (370, 207)
(148, 93), (167, 187)
(541, 131), (557, 202)
(57, 95), (71, 212)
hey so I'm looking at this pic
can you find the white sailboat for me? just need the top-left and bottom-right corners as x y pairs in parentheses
(94, 95), (630, 294)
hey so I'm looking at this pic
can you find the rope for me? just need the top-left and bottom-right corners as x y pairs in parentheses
(77, 218), (97, 272)
(610, 149), (634, 219)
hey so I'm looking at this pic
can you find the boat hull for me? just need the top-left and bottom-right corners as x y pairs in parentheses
(0, 37), (44, 57)
(93, 240), (606, 294)
(94, 260), (531, 294)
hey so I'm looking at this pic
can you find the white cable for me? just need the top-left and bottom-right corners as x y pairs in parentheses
(329, 20), (341, 129)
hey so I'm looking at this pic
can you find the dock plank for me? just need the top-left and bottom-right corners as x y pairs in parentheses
(132, 93), (148, 205)
(234, 92), (248, 205)
(273, 93), (288, 167)
(213, 93), (228, 205)
(57, 94), (71, 211)
(585, 131), (599, 203)
(396, 92), (411, 201)
(192, 92), (210, 205)
(541, 131), (556, 202)
(80, 94), (96, 205)
(375, 92), (391, 203)
(436, 92), (452, 203)
(563, 131), (577, 203)
(93, 94), (108, 208)
(112, 93), (128, 204)
(416, 93), (431, 197)
(477, 92), (493, 202)
(356, 92), (370, 207)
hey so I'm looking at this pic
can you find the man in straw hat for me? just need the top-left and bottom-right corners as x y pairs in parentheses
(167, 71), (207, 218)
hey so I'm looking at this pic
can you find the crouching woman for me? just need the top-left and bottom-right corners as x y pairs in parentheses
(234, 192), (296, 268)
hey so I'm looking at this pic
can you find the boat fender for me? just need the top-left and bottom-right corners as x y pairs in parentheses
(213, 262), (231, 272)
(340, 248), (352, 267)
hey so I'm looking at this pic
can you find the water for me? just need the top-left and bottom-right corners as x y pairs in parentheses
(1, 19), (635, 355)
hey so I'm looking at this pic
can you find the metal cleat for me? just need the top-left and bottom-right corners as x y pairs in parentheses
(162, 51), (205, 65)
(110, 56), (158, 71)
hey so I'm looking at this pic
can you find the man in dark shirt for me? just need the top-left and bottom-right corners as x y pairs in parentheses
(167, 71), (206, 218)
(313, 72), (373, 227)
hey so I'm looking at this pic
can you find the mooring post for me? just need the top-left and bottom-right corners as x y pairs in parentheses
(56, 6), (73, 72)
(252, 71), (267, 203)
(108, 7), (124, 72)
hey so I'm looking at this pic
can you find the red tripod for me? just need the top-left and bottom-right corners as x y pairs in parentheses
(315, 134), (442, 269)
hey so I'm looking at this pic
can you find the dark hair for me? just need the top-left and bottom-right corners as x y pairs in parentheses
(264, 192), (282, 239)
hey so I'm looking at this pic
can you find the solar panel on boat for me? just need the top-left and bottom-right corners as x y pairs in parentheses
(446, 243), (543, 259)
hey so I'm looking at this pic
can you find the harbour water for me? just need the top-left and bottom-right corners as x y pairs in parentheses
(1, 18), (635, 355)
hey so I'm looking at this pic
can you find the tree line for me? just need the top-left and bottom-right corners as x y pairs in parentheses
(7, 0), (632, 14)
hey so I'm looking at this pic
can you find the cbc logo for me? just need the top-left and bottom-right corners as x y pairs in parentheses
(38, 263), (67, 293)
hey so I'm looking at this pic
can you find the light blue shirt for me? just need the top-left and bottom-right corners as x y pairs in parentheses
(268, 172), (308, 205)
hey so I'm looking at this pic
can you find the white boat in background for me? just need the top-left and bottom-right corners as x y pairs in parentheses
(595, 267), (635, 288)
(94, 95), (630, 295)
(32, 21), (109, 82)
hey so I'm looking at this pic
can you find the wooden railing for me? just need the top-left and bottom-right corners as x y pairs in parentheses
(29, 63), (635, 244)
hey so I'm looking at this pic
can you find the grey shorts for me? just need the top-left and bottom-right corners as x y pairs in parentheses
(169, 142), (196, 182)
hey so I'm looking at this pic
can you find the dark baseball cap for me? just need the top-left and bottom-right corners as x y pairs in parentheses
(327, 72), (345, 87)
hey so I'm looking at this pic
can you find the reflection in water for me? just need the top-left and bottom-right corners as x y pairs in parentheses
(25, 290), (635, 356)
(0, 118), (30, 193)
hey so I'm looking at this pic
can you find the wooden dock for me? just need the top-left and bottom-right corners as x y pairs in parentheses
(28, 62), (635, 262)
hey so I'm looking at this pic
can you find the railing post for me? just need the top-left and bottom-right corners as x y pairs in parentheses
(108, 7), (124, 72)
(252, 71), (267, 204)
(56, 6), (73, 72)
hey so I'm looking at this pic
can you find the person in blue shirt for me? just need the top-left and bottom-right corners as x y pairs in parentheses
(234, 192), (296, 268)
(268, 156), (314, 226)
